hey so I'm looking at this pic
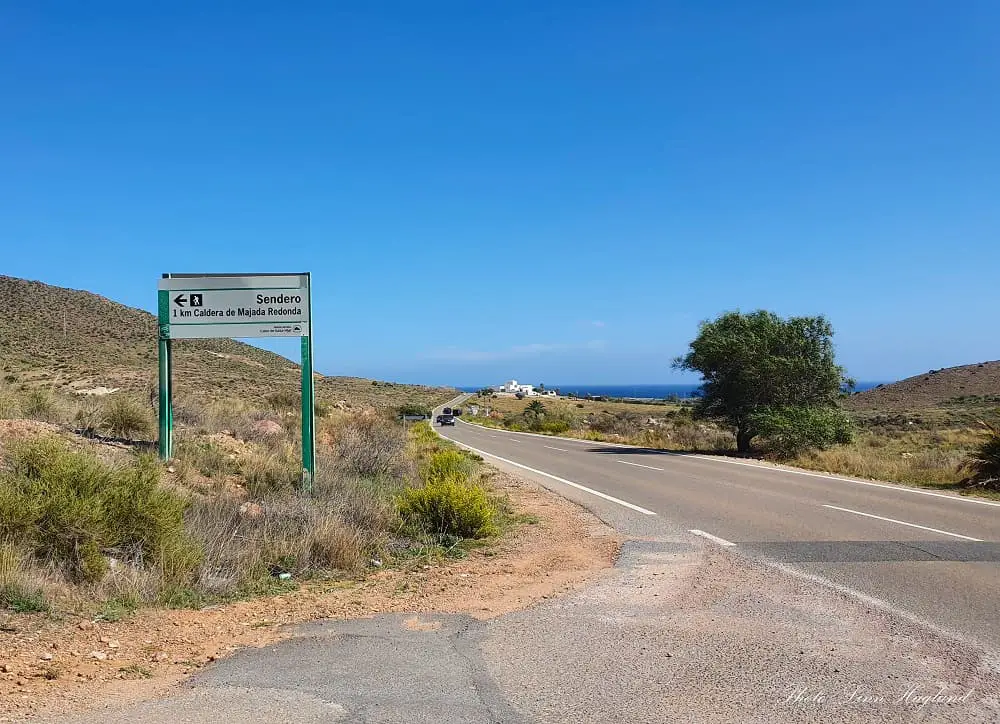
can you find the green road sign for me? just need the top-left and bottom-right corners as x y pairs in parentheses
(157, 273), (316, 491)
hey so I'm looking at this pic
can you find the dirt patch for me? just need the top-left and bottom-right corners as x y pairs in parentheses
(0, 471), (620, 722)
(0, 420), (63, 448)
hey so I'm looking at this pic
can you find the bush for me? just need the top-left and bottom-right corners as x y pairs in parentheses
(398, 477), (499, 539)
(240, 449), (301, 497)
(398, 402), (432, 418)
(533, 418), (571, 434)
(588, 412), (642, 437)
(173, 437), (236, 480)
(332, 415), (406, 478)
(0, 387), (21, 419)
(963, 422), (1000, 489)
(102, 395), (154, 440)
(752, 406), (853, 458)
(21, 389), (59, 423)
(421, 450), (477, 484)
(0, 541), (49, 613)
(266, 390), (300, 411)
(0, 437), (200, 583)
(74, 398), (103, 436)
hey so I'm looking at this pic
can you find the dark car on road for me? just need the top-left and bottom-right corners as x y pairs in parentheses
(436, 414), (456, 426)
(453, 408), (462, 416)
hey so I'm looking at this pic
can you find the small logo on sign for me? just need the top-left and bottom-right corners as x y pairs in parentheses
(189, 294), (203, 307)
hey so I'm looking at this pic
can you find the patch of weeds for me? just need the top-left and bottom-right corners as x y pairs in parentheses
(174, 438), (236, 479)
(0, 584), (50, 613)
(96, 596), (139, 622)
(36, 664), (62, 680)
(119, 664), (153, 679)
(158, 586), (206, 610)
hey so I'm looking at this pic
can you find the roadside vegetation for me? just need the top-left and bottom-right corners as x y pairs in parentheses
(463, 312), (1000, 498)
(0, 380), (506, 618)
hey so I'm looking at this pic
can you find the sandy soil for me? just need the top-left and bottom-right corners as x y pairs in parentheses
(0, 471), (620, 722)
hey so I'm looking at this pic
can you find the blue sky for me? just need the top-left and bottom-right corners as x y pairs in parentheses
(2, 1), (998, 386)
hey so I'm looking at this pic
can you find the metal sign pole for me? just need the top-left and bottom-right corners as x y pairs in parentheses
(300, 273), (316, 492)
(157, 283), (173, 460)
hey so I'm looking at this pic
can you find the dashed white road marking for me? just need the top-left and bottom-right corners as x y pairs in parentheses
(822, 505), (983, 541)
(457, 418), (1000, 510)
(689, 529), (736, 547)
(617, 460), (664, 472)
(543, 445), (569, 452)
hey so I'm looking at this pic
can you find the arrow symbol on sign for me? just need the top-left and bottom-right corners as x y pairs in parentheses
(173, 294), (187, 307)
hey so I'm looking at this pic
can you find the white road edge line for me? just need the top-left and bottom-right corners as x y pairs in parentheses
(689, 529), (736, 547)
(617, 460), (664, 472)
(821, 505), (984, 542)
(439, 434), (657, 516)
(456, 418), (1000, 510)
(543, 445), (569, 452)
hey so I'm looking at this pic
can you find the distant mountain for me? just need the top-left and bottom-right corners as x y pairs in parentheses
(843, 361), (1000, 413)
(0, 275), (453, 408)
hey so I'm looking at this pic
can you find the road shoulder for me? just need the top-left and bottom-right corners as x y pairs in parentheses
(1, 469), (621, 723)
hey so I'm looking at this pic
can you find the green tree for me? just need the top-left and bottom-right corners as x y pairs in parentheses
(537, 382), (545, 392)
(398, 402), (432, 418)
(673, 310), (851, 454)
(525, 400), (546, 416)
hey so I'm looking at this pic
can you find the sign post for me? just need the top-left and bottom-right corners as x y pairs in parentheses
(157, 273), (315, 491)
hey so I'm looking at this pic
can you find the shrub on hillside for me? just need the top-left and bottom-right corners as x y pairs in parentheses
(102, 395), (154, 440)
(421, 450), (478, 484)
(240, 448), (301, 497)
(74, 398), (103, 436)
(532, 417), (571, 435)
(963, 422), (1000, 489)
(0, 437), (200, 583)
(173, 437), (237, 481)
(314, 461), (402, 532)
(398, 476), (498, 539)
(333, 415), (406, 478)
(398, 402), (432, 418)
(752, 406), (853, 458)
(0, 541), (49, 613)
(21, 389), (60, 423)
(266, 390), (300, 411)
(588, 412), (642, 437)
(0, 387), (21, 419)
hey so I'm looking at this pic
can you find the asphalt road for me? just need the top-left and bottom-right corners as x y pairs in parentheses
(439, 408), (1000, 651)
(46, 401), (1000, 723)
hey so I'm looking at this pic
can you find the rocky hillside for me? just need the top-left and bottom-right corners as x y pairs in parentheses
(0, 275), (454, 408)
(844, 361), (1000, 414)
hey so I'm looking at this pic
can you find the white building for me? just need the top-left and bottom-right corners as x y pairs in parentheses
(498, 380), (537, 396)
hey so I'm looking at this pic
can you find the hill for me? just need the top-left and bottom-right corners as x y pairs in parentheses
(844, 361), (1000, 415)
(0, 275), (453, 409)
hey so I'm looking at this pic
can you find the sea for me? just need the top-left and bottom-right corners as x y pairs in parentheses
(457, 381), (887, 400)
